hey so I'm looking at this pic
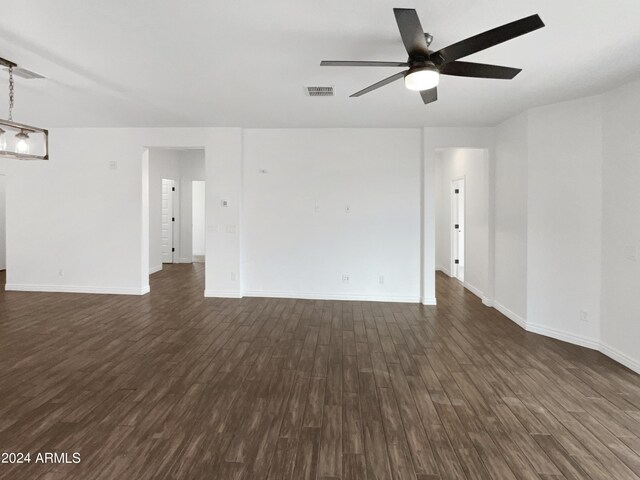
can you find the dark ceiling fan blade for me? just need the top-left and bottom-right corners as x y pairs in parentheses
(321, 60), (409, 67)
(420, 87), (438, 104)
(440, 61), (521, 79)
(393, 8), (430, 58)
(350, 71), (406, 97)
(434, 14), (544, 63)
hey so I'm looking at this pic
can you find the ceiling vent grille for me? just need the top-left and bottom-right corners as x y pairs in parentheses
(305, 86), (334, 97)
(2, 66), (46, 80)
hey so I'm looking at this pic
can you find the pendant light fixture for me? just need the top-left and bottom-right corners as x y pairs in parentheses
(0, 57), (48, 160)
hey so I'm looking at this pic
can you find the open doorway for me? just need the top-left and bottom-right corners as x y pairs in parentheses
(435, 148), (489, 298)
(451, 178), (465, 282)
(148, 148), (205, 276)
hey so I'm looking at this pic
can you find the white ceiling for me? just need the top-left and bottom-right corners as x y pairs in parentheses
(1, 0), (639, 128)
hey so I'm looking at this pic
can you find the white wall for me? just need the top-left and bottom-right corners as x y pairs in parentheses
(492, 80), (640, 373)
(0, 174), (5, 271)
(3, 82), (639, 372)
(494, 112), (529, 324)
(5, 128), (242, 295)
(148, 148), (205, 272)
(242, 129), (422, 301)
(600, 79), (640, 371)
(435, 148), (489, 299)
(526, 96), (603, 345)
(192, 181), (206, 257)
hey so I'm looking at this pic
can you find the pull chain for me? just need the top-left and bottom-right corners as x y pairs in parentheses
(8, 66), (14, 121)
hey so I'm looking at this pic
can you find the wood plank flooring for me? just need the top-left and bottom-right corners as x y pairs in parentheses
(0, 265), (639, 479)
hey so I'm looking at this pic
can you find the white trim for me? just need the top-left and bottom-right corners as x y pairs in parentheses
(463, 280), (483, 299)
(490, 301), (638, 374)
(460, 280), (493, 307)
(436, 265), (452, 276)
(422, 297), (437, 305)
(243, 290), (420, 303)
(149, 264), (163, 274)
(525, 323), (599, 350)
(493, 301), (527, 329)
(599, 343), (640, 374)
(204, 289), (242, 298)
(5, 283), (150, 296)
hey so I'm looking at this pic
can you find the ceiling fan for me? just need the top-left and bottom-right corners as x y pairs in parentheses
(320, 8), (545, 104)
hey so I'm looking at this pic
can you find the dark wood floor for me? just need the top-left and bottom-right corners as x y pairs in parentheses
(0, 266), (639, 479)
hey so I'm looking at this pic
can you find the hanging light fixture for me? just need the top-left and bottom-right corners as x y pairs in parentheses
(0, 57), (48, 160)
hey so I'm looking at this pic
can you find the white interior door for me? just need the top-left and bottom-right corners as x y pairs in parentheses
(161, 179), (175, 263)
(452, 178), (465, 282)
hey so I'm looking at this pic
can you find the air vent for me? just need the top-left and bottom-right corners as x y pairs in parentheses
(305, 86), (334, 97)
(2, 67), (46, 80)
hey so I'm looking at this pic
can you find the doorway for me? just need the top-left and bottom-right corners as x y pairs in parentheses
(451, 178), (465, 282)
(161, 178), (176, 264)
(147, 148), (205, 277)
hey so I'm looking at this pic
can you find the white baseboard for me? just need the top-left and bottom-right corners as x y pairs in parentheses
(192, 255), (205, 263)
(491, 300), (638, 374)
(204, 289), (242, 298)
(421, 297), (437, 305)
(493, 301), (527, 329)
(463, 281), (483, 299)
(5, 283), (150, 296)
(525, 322), (599, 350)
(459, 280), (494, 307)
(436, 265), (452, 276)
(149, 265), (163, 274)
(243, 290), (420, 303)
(599, 343), (640, 374)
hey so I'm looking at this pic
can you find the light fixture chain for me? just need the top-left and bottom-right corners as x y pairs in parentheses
(8, 66), (14, 121)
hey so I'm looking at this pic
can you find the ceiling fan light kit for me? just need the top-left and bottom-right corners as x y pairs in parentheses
(404, 63), (439, 91)
(0, 56), (49, 160)
(321, 8), (545, 104)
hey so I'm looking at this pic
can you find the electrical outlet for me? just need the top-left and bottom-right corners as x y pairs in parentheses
(109, 160), (117, 170)
(58, 269), (64, 277)
(579, 310), (589, 322)
(231, 272), (237, 281)
(379, 275), (385, 285)
(342, 274), (350, 284)
(345, 205), (351, 213)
